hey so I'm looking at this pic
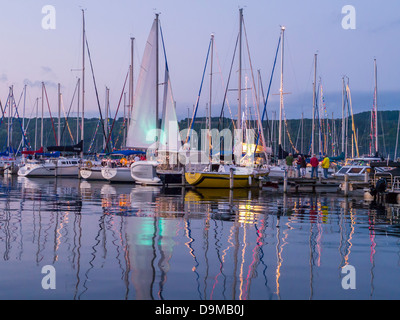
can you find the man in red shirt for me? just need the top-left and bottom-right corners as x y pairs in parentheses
(310, 154), (319, 179)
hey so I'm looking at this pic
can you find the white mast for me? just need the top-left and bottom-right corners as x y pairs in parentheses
(23, 84), (26, 150)
(341, 76), (345, 154)
(7, 86), (12, 152)
(58, 83), (61, 146)
(104, 87), (109, 151)
(41, 82), (44, 147)
(237, 8), (243, 131)
(129, 37), (134, 140)
(209, 33), (214, 133)
(81, 9), (85, 157)
(208, 33), (214, 162)
(395, 110), (400, 160)
(311, 53), (317, 155)
(374, 58), (378, 155)
(155, 13), (159, 130)
(77, 78), (80, 143)
(278, 26), (285, 149)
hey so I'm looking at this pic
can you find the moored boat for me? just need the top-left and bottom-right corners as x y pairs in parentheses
(18, 156), (80, 177)
(185, 164), (267, 188)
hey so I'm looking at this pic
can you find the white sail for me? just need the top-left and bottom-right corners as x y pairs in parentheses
(159, 68), (181, 153)
(126, 20), (158, 149)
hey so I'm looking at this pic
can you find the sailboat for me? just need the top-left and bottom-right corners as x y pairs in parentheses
(184, 9), (269, 188)
(129, 14), (183, 186)
(334, 59), (385, 181)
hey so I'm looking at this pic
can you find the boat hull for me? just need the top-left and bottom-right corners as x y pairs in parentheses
(102, 167), (135, 183)
(18, 164), (56, 177)
(80, 167), (105, 180)
(184, 172), (265, 188)
(158, 171), (183, 186)
(130, 161), (162, 185)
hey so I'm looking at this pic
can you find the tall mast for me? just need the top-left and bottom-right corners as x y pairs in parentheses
(318, 79), (322, 155)
(58, 83), (61, 146)
(77, 78), (80, 142)
(23, 84), (26, 150)
(129, 37), (134, 133)
(41, 82), (44, 147)
(104, 87), (109, 150)
(301, 112), (304, 154)
(35, 98), (38, 150)
(374, 58), (378, 155)
(208, 33), (214, 133)
(278, 26), (285, 148)
(395, 110), (400, 160)
(155, 13), (159, 130)
(237, 8), (243, 130)
(207, 34), (214, 163)
(311, 53), (317, 155)
(341, 76), (345, 154)
(81, 9), (85, 156)
(7, 86), (12, 152)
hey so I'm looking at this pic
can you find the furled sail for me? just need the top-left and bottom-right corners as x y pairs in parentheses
(159, 68), (181, 153)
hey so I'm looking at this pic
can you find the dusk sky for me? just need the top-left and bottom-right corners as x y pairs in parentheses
(0, 0), (399, 122)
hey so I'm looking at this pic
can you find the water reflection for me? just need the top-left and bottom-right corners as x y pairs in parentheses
(0, 175), (399, 299)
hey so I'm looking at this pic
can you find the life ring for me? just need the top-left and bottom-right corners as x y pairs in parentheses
(85, 160), (93, 168)
(120, 158), (128, 166)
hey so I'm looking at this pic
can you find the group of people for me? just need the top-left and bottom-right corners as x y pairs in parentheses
(285, 153), (330, 179)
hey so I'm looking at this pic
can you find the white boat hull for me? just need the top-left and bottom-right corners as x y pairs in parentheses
(101, 167), (135, 183)
(18, 158), (80, 177)
(18, 163), (57, 177)
(130, 161), (162, 185)
(80, 166), (105, 180)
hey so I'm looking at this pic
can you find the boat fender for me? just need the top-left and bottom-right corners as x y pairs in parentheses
(120, 158), (128, 166)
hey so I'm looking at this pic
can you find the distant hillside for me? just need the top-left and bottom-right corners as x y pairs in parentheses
(1, 110), (399, 157)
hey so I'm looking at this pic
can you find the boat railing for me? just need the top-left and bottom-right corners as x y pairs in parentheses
(372, 171), (394, 191)
(392, 176), (400, 192)
(186, 163), (208, 173)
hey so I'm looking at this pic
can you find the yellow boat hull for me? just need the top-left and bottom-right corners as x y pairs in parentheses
(185, 172), (266, 188)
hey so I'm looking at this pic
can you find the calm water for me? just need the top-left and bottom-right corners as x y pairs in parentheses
(0, 175), (399, 300)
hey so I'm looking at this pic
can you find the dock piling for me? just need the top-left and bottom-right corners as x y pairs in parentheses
(344, 174), (349, 197)
(283, 170), (288, 193)
(230, 168), (234, 189)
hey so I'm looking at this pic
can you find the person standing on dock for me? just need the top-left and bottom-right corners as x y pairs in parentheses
(286, 153), (294, 177)
(296, 155), (302, 177)
(310, 154), (319, 179)
(322, 154), (330, 179)
(300, 155), (307, 178)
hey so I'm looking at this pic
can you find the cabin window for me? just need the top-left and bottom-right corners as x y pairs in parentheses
(61, 161), (66, 164)
(349, 167), (363, 174)
(338, 168), (349, 174)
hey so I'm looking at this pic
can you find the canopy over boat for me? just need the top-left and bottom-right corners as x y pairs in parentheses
(108, 150), (146, 156)
(36, 151), (61, 158)
(22, 147), (44, 155)
(47, 140), (83, 153)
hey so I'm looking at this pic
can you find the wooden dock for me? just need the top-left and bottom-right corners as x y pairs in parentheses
(264, 176), (341, 193)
